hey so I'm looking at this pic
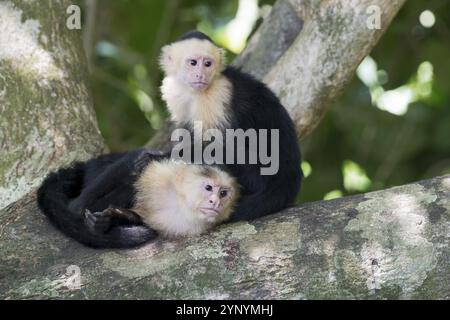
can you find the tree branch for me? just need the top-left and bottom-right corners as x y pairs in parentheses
(263, 0), (408, 139)
(1, 175), (449, 299)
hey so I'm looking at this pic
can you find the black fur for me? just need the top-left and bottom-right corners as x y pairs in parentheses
(37, 149), (167, 248)
(177, 30), (215, 44)
(207, 66), (302, 221)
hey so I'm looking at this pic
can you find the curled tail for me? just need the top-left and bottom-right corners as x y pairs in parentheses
(37, 164), (156, 249)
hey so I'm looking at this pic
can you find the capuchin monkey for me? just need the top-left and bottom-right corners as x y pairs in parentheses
(160, 31), (303, 221)
(37, 30), (301, 248)
(37, 150), (238, 249)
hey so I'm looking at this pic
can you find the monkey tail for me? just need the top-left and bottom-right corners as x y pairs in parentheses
(37, 164), (157, 249)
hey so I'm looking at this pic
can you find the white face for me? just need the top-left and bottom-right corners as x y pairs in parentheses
(179, 55), (217, 91)
(195, 179), (232, 221)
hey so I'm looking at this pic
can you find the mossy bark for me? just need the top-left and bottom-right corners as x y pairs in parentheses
(1, 175), (449, 299)
(0, 0), (105, 209)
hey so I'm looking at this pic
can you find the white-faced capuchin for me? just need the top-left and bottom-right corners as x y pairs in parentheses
(37, 31), (302, 249)
(37, 149), (238, 248)
(159, 31), (303, 221)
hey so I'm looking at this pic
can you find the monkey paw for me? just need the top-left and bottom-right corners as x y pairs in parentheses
(84, 209), (113, 234)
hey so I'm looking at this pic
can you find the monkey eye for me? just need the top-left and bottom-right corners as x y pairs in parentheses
(189, 59), (197, 66)
(205, 184), (213, 191)
(220, 190), (228, 198)
(204, 60), (212, 67)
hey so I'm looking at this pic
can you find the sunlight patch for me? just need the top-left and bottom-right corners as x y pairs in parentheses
(0, 2), (65, 84)
(345, 184), (438, 297)
(419, 10), (435, 28)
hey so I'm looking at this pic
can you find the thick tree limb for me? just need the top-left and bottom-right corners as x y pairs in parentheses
(0, 0), (105, 209)
(263, 0), (408, 138)
(1, 175), (449, 299)
(233, 0), (303, 79)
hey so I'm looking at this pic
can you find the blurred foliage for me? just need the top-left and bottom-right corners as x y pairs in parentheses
(86, 0), (450, 203)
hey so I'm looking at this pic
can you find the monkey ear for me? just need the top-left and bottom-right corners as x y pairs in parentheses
(159, 45), (174, 74)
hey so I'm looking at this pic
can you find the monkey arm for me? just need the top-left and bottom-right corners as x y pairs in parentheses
(78, 149), (170, 236)
(134, 148), (170, 175)
(68, 155), (136, 213)
(69, 149), (167, 214)
(84, 207), (146, 234)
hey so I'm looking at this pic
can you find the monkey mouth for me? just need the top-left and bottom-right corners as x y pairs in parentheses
(200, 208), (220, 217)
(190, 82), (208, 89)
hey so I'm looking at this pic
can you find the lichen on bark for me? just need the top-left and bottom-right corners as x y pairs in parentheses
(0, 0), (105, 209)
(1, 175), (449, 299)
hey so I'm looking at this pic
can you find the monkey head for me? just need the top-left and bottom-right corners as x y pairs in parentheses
(159, 31), (226, 91)
(134, 160), (239, 237)
(181, 165), (238, 224)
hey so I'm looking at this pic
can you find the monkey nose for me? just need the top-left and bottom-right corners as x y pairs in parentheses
(209, 196), (219, 207)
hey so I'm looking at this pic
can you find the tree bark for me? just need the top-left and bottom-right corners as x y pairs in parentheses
(263, 0), (407, 139)
(0, 0), (105, 210)
(1, 175), (449, 299)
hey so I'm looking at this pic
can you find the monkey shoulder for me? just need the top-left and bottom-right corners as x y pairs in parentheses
(221, 66), (293, 129)
(222, 66), (280, 103)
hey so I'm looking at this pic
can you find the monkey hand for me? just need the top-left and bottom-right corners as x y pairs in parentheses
(84, 209), (113, 234)
(84, 207), (144, 234)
